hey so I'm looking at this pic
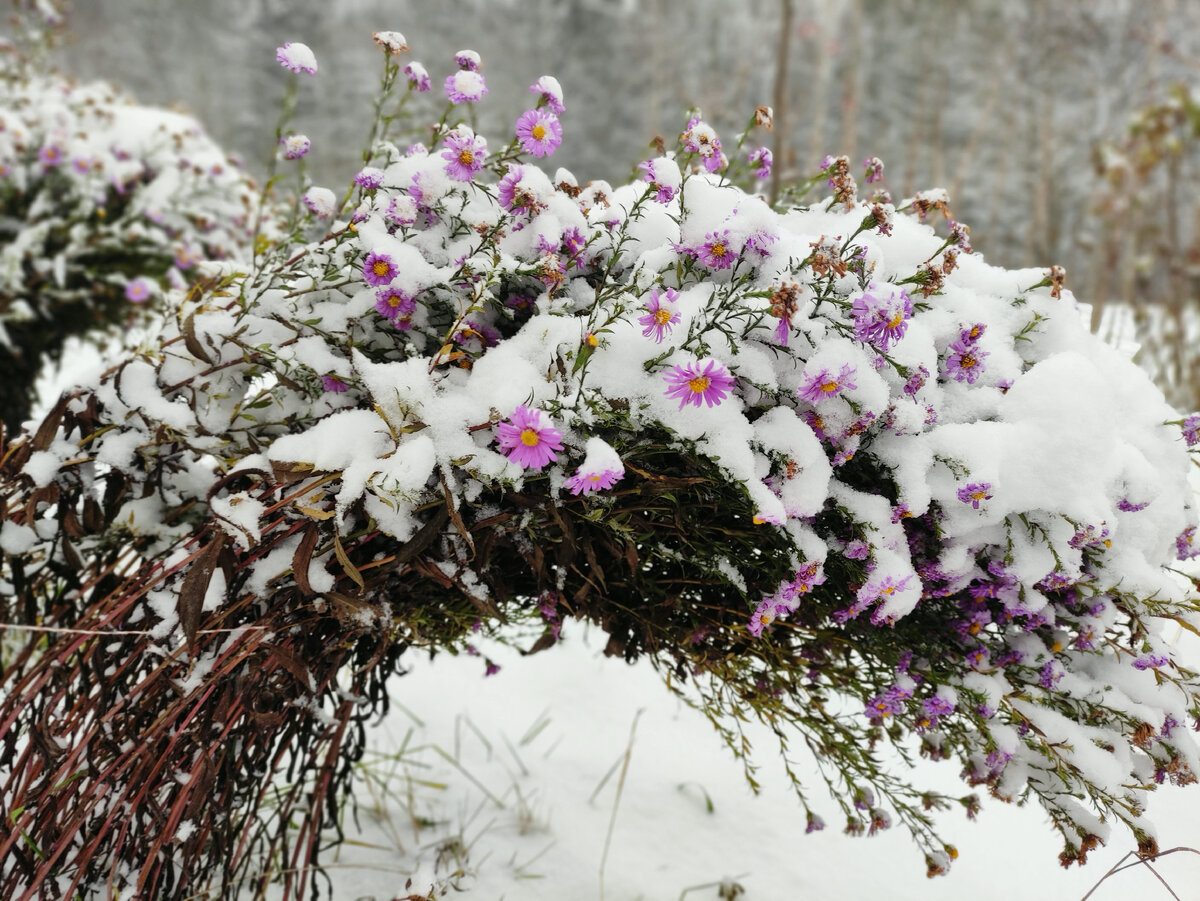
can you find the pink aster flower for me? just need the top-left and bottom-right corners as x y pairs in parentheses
(564, 437), (625, 495)
(697, 230), (737, 270)
(944, 337), (988, 383)
(38, 143), (63, 170)
(362, 250), (398, 287)
(124, 277), (155, 304)
(355, 166), (385, 189)
(403, 61), (431, 92)
(852, 285), (913, 351)
(663, 358), (736, 410)
(529, 75), (565, 114)
(321, 374), (349, 393)
(638, 158), (679, 203)
(681, 116), (722, 173)
(276, 42), (318, 75)
(444, 69), (487, 104)
(441, 128), (487, 182)
(495, 405), (564, 470)
(638, 288), (681, 342)
(280, 134), (311, 160)
(797, 364), (857, 404)
(374, 285), (415, 321)
(515, 108), (563, 158)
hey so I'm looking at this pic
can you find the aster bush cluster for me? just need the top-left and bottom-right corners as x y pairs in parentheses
(3, 29), (1200, 900)
(0, 21), (268, 430)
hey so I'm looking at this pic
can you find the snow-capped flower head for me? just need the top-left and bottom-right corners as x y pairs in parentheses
(495, 405), (564, 470)
(454, 49), (482, 71)
(124, 277), (155, 304)
(374, 285), (414, 321)
(863, 156), (884, 183)
(698, 230), (737, 270)
(279, 133), (310, 160)
(748, 598), (781, 637)
(797, 364), (857, 404)
(681, 116), (722, 173)
(373, 31), (409, 54)
(638, 157), (680, 203)
(638, 287), (680, 343)
(852, 284), (913, 351)
(515, 108), (563, 158)
(386, 193), (417, 226)
(957, 482), (992, 510)
(441, 127), (487, 182)
(445, 69), (487, 104)
(362, 250), (398, 287)
(529, 75), (565, 114)
(302, 186), (337, 218)
(663, 358), (736, 410)
(355, 166), (385, 190)
(564, 437), (625, 496)
(749, 146), (772, 180)
(276, 41), (318, 75)
(1182, 413), (1200, 447)
(944, 336), (988, 384)
(321, 374), (349, 393)
(403, 61), (431, 92)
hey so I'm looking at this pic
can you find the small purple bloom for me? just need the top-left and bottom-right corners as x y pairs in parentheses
(321, 374), (349, 393)
(374, 285), (415, 322)
(863, 157), (884, 183)
(663, 358), (736, 410)
(124, 277), (155, 304)
(944, 337), (988, 384)
(903, 365), (929, 398)
(1132, 653), (1170, 671)
(515, 108), (563, 158)
(454, 49), (481, 71)
(1183, 413), (1200, 447)
(851, 284), (913, 351)
(956, 482), (992, 509)
(638, 288), (681, 343)
(797, 364), (857, 404)
(442, 129), (488, 182)
(495, 405), (564, 470)
(1177, 526), (1200, 561)
(280, 134), (311, 160)
(749, 146), (772, 180)
(1117, 498), (1150, 512)
(276, 42), (318, 75)
(403, 62), (431, 92)
(697, 230), (737, 270)
(1039, 661), (1063, 690)
(38, 143), (63, 169)
(638, 158), (678, 203)
(529, 75), (565, 114)
(844, 539), (870, 560)
(444, 69), (487, 104)
(362, 250), (398, 287)
(355, 166), (385, 190)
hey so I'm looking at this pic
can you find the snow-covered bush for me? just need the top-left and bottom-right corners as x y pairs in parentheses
(3, 32), (1200, 899)
(0, 30), (266, 430)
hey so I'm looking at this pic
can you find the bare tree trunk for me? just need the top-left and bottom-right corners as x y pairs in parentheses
(770, 0), (795, 205)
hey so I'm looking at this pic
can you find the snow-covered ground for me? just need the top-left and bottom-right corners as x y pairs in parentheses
(320, 626), (1200, 901)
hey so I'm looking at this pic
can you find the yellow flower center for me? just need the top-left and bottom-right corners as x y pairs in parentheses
(688, 376), (711, 394)
(372, 261), (391, 277)
(654, 309), (673, 325)
(520, 429), (540, 447)
(960, 353), (976, 369)
(820, 380), (839, 393)
(587, 473), (603, 482)
(881, 584), (896, 595)
(388, 295), (402, 308)
(585, 333), (599, 347)
(710, 242), (726, 257)
(888, 312), (903, 329)
(458, 149), (474, 166)
(531, 124), (547, 141)
(971, 490), (987, 501)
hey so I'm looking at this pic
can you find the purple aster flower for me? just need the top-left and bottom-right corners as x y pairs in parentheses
(1118, 498), (1150, 512)
(124, 277), (155, 304)
(321, 374), (349, 393)
(386, 194), (417, 226)
(403, 61), (431, 91)
(944, 337), (988, 383)
(844, 539), (870, 560)
(444, 69), (487, 104)
(38, 143), (63, 169)
(362, 250), (398, 287)
(863, 157), (884, 183)
(797, 364), (857, 404)
(697, 230), (737, 270)
(441, 129), (488, 182)
(280, 134), (311, 160)
(748, 598), (781, 637)
(495, 405), (564, 470)
(681, 116), (723, 173)
(748, 146), (772, 180)
(866, 690), (906, 720)
(806, 814), (825, 834)
(922, 695), (956, 723)
(638, 288), (681, 342)
(529, 75), (565, 114)
(303, 186), (337, 218)
(956, 482), (992, 509)
(851, 285), (913, 351)
(276, 42), (318, 75)
(1039, 661), (1063, 690)
(565, 464), (623, 496)
(375, 285), (415, 321)
(515, 108), (563, 158)
(355, 166), (385, 190)
(1183, 414), (1200, 447)
(959, 323), (987, 344)
(1177, 525), (1200, 561)
(638, 158), (678, 203)
(663, 358), (736, 410)
(1132, 653), (1170, 671)
(903, 365), (929, 398)
(454, 49), (481, 71)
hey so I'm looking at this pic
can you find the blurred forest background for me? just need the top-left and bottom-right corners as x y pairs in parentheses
(55, 0), (1200, 405)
